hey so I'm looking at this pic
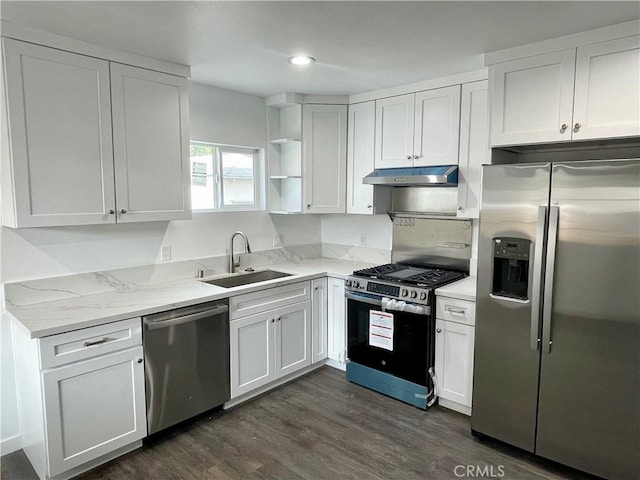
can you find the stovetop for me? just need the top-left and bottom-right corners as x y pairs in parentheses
(352, 263), (466, 289)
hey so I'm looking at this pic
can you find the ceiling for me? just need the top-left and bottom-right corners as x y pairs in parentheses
(1, 1), (638, 98)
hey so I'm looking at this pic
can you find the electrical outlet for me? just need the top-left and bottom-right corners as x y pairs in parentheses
(273, 234), (284, 247)
(359, 233), (367, 246)
(161, 245), (172, 262)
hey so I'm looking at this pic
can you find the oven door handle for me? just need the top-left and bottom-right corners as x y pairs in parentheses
(345, 291), (383, 307)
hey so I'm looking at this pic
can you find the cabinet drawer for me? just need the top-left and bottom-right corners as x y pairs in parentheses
(39, 318), (142, 369)
(230, 281), (311, 320)
(436, 296), (476, 326)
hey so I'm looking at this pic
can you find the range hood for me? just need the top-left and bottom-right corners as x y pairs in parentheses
(363, 165), (458, 186)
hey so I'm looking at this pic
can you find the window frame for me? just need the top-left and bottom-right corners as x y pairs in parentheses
(189, 141), (265, 213)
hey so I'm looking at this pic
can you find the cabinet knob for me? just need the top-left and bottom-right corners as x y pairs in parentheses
(307, 204), (311, 209)
(436, 328), (442, 333)
(120, 209), (127, 214)
(271, 318), (275, 323)
(457, 206), (463, 211)
(367, 204), (372, 209)
(413, 155), (419, 160)
(406, 155), (412, 160)
(560, 124), (568, 133)
(573, 123), (581, 132)
(109, 209), (115, 215)
(137, 358), (143, 364)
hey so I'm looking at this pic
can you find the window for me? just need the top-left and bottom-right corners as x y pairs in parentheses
(190, 143), (264, 211)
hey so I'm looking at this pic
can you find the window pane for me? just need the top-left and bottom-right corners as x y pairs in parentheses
(221, 151), (255, 206)
(190, 145), (215, 210)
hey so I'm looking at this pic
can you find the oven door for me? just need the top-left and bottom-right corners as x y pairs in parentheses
(346, 291), (434, 387)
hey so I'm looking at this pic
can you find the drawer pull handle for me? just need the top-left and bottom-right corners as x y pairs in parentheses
(446, 307), (466, 315)
(83, 337), (109, 347)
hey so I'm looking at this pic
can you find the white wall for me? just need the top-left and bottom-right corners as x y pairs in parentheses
(0, 81), (323, 452)
(321, 214), (392, 249)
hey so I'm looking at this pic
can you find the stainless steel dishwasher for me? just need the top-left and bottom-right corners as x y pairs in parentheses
(143, 300), (230, 434)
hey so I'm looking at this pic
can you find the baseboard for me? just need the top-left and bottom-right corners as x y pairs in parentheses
(325, 358), (346, 371)
(0, 433), (22, 456)
(438, 397), (471, 416)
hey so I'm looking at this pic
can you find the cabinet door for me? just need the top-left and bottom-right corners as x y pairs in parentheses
(110, 64), (191, 222)
(42, 347), (146, 476)
(346, 102), (376, 214)
(413, 86), (461, 166)
(572, 35), (640, 140)
(230, 311), (275, 398)
(435, 319), (475, 412)
(457, 81), (488, 219)
(275, 301), (311, 378)
(490, 49), (576, 146)
(374, 94), (415, 168)
(327, 277), (347, 367)
(2, 38), (116, 227)
(311, 278), (328, 363)
(302, 104), (347, 214)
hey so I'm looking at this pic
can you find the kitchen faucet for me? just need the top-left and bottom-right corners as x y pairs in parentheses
(228, 231), (251, 273)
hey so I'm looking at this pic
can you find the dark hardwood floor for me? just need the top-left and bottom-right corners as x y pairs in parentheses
(2, 367), (598, 480)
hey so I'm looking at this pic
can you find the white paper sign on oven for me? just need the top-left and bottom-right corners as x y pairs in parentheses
(369, 310), (394, 351)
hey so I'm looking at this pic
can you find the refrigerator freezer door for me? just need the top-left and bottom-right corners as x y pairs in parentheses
(472, 163), (551, 452)
(536, 159), (640, 479)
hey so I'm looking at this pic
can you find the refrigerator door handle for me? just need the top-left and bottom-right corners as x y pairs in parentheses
(542, 206), (559, 354)
(530, 206), (547, 351)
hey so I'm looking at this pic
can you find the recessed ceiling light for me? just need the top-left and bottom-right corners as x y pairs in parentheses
(288, 56), (316, 66)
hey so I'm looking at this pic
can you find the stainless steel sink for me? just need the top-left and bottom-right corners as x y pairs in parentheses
(201, 270), (292, 288)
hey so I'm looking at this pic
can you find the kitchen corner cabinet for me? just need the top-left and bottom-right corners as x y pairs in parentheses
(229, 281), (312, 399)
(490, 35), (640, 146)
(1, 38), (190, 228)
(434, 296), (476, 416)
(302, 104), (347, 213)
(326, 276), (347, 370)
(311, 277), (328, 363)
(374, 85), (461, 169)
(267, 102), (347, 214)
(12, 317), (146, 480)
(457, 81), (488, 219)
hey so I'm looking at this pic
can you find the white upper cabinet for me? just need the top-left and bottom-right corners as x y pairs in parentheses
(375, 86), (461, 169)
(2, 38), (116, 227)
(572, 35), (640, 140)
(110, 64), (191, 222)
(490, 35), (640, 146)
(302, 104), (347, 214)
(457, 81), (488, 219)
(490, 49), (576, 146)
(1, 38), (191, 227)
(347, 101), (375, 214)
(374, 94), (415, 168)
(413, 85), (461, 166)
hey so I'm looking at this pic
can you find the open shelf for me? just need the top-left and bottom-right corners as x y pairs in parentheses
(269, 175), (302, 179)
(270, 138), (301, 144)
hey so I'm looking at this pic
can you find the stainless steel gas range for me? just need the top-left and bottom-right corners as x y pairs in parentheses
(345, 217), (472, 409)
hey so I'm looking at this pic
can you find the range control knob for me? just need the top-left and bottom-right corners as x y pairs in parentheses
(410, 291), (417, 299)
(352, 280), (360, 289)
(401, 288), (409, 297)
(419, 292), (427, 301)
(345, 279), (352, 287)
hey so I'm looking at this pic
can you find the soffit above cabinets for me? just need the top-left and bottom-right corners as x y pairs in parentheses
(1, 1), (639, 97)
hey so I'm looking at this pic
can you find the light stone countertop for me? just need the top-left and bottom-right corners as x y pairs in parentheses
(434, 276), (477, 302)
(7, 258), (372, 339)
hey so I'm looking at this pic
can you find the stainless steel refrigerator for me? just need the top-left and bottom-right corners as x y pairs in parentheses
(472, 159), (639, 479)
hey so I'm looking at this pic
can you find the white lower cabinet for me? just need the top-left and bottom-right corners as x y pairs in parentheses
(43, 347), (146, 477)
(326, 277), (347, 369)
(311, 278), (328, 363)
(229, 280), (318, 401)
(435, 296), (476, 416)
(12, 317), (146, 480)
